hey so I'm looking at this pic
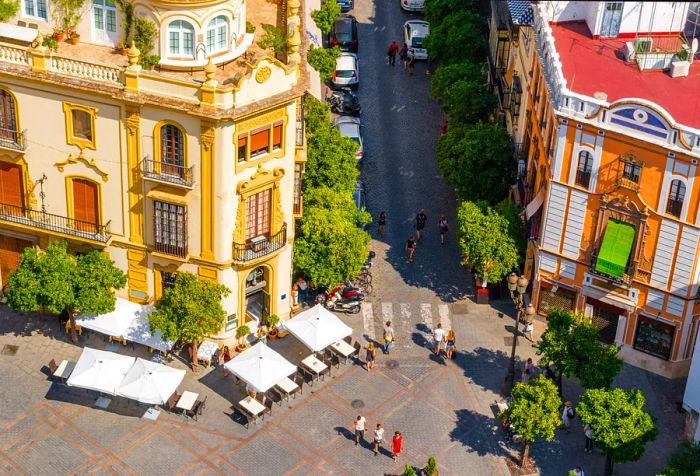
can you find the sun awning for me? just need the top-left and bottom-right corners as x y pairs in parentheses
(116, 358), (185, 405)
(224, 342), (297, 393)
(525, 186), (546, 219)
(66, 347), (136, 395)
(123, 307), (174, 352)
(596, 219), (635, 278)
(76, 298), (142, 338)
(285, 304), (352, 352)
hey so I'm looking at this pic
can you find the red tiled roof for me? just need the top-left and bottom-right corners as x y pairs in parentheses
(550, 22), (700, 130)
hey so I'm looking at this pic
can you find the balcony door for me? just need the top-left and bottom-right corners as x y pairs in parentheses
(0, 162), (23, 215)
(245, 189), (271, 242)
(0, 90), (17, 144)
(72, 178), (99, 233)
(600, 2), (623, 37)
(92, 0), (117, 45)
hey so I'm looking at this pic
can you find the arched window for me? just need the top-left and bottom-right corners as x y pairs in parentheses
(575, 150), (593, 188)
(206, 15), (228, 54)
(0, 89), (19, 147)
(666, 179), (685, 217)
(160, 124), (185, 176)
(168, 20), (195, 57)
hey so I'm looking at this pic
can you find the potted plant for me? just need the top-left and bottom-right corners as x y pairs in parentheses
(140, 54), (160, 70)
(115, 0), (134, 45)
(51, 0), (86, 38)
(52, 27), (65, 42)
(116, 40), (128, 55)
(67, 29), (80, 44)
(0, 0), (20, 22)
(133, 15), (157, 55)
(402, 465), (416, 476)
(266, 314), (280, 340)
(42, 35), (59, 51)
(425, 456), (438, 476)
(235, 324), (250, 352)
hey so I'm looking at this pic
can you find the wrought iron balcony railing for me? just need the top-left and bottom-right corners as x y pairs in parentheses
(0, 128), (26, 151)
(142, 159), (195, 188)
(233, 224), (287, 262)
(0, 203), (111, 243)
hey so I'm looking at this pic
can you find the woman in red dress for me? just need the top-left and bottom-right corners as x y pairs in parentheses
(392, 431), (403, 462)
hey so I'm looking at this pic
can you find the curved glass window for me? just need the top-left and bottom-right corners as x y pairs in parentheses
(206, 15), (228, 53)
(168, 20), (195, 57)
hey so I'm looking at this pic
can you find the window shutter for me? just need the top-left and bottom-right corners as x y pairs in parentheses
(73, 179), (98, 231)
(272, 122), (283, 150)
(250, 126), (270, 156)
(0, 162), (23, 208)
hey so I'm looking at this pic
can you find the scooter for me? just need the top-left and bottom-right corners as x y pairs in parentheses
(327, 88), (361, 116)
(316, 283), (365, 304)
(325, 294), (362, 313)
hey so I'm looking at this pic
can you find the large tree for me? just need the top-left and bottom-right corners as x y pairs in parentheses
(6, 240), (126, 342)
(494, 199), (527, 259)
(148, 272), (231, 369)
(577, 388), (658, 476)
(307, 45), (341, 83)
(424, 0), (480, 36)
(456, 201), (519, 285)
(498, 376), (562, 467)
(437, 121), (513, 204)
(424, 9), (487, 65)
(430, 61), (496, 124)
(310, 0), (341, 34)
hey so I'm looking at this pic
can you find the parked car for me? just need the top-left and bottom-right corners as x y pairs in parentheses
(400, 0), (425, 12)
(336, 0), (353, 12)
(329, 14), (358, 52)
(404, 20), (429, 60)
(333, 116), (363, 161)
(331, 53), (359, 89)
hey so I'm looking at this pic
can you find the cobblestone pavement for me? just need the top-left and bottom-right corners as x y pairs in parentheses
(0, 0), (688, 475)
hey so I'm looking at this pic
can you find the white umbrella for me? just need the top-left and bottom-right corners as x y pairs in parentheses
(67, 347), (135, 395)
(285, 304), (353, 352)
(116, 358), (185, 405)
(224, 342), (297, 393)
(75, 297), (141, 338)
(123, 307), (174, 352)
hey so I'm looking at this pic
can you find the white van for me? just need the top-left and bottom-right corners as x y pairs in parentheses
(404, 20), (430, 60)
(400, 0), (425, 12)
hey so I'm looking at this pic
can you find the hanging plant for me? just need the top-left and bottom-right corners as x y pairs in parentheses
(115, 0), (134, 45)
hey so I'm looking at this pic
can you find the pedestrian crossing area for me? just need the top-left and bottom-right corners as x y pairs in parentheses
(355, 302), (452, 347)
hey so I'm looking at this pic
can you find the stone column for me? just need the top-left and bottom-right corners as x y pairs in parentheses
(287, 0), (302, 65)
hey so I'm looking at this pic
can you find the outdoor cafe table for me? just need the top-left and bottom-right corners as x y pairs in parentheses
(239, 396), (266, 423)
(53, 360), (76, 383)
(176, 391), (199, 411)
(329, 340), (355, 363)
(301, 355), (328, 383)
(197, 341), (218, 367)
(275, 377), (299, 400)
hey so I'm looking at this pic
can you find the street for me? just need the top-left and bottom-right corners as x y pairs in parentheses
(0, 0), (688, 474)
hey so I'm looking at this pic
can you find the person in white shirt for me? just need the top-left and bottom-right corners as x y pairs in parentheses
(353, 415), (367, 445)
(433, 323), (446, 356)
(573, 466), (585, 476)
(373, 423), (385, 455)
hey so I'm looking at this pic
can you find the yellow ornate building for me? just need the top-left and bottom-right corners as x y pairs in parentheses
(0, 0), (307, 341)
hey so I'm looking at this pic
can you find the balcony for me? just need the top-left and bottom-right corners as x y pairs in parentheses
(0, 128), (26, 151)
(626, 35), (690, 71)
(0, 203), (111, 243)
(575, 169), (591, 188)
(666, 198), (683, 218)
(590, 251), (633, 286)
(233, 224), (287, 263)
(142, 159), (195, 189)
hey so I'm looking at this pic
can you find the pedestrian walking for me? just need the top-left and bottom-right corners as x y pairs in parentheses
(297, 276), (309, 303)
(399, 43), (409, 69)
(413, 208), (427, 241)
(383, 321), (396, 354)
(407, 50), (415, 75)
(221, 346), (232, 376)
(366, 342), (377, 371)
(445, 329), (456, 359)
(291, 282), (299, 307)
(523, 320), (534, 341)
(392, 431), (403, 462)
(406, 234), (416, 263)
(373, 423), (385, 455)
(524, 357), (534, 373)
(562, 401), (575, 432)
(432, 323), (445, 356)
(354, 415), (368, 445)
(583, 423), (594, 453)
(521, 367), (532, 383)
(377, 211), (387, 236)
(438, 214), (449, 244)
(573, 467), (585, 476)
(387, 40), (399, 66)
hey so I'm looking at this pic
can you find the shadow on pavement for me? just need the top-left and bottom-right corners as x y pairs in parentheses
(454, 346), (512, 397)
(448, 408), (512, 459)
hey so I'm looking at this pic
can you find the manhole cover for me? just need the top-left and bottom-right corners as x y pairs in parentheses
(351, 399), (365, 409)
(1, 344), (18, 356)
(503, 337), (518, 347)
(386, 359), (399, 369)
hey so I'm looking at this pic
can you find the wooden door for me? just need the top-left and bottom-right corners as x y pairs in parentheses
(0, 235), (32, 286)
(72, 179), (98, 233)
(0, 162), (23, 215)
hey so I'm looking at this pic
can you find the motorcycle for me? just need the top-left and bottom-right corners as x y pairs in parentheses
(325, 294), (362, 313)
(327, 88), (361, 116)
(316, 283), (364, 304)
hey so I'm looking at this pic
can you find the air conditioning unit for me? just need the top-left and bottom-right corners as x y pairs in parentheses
(250, 235), (268, 252)
(624, 42), (636, 62)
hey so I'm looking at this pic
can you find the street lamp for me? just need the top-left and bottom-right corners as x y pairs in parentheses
(505, 274), (530, 394)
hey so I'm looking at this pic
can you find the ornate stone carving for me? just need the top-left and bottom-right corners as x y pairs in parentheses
(237, 164), (285, 195)
(54, 150), (109, 181)
(255, 66), (272, 83)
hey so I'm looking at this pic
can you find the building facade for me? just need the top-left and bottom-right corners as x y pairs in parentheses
(499, 1), (700, 377)
(0, 0), (307, 342)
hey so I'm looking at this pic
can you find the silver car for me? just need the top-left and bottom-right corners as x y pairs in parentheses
(404, 20), (429, 60)
(331, 53), (359, 89)
(333, 116), (363, 161)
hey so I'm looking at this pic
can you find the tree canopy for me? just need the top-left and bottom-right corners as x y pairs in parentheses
(659, 439), (700, 476)
(307, 45), (341, 83)
(499, 376), (562, 466)
(310, 0), (341, 34)
(424, 9), (487, 65)
(456, 200), (519, 284)
(437, 121), (514, 204)
(577, 388), (657, 476)
(430, 61), (495, 123)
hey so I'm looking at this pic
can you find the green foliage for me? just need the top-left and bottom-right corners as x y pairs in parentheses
(6, 241), (126, 316)
(303, 94), (332, 132)
(437, 121), (514, 204)
(149, 272), (231, 346)
(0, 0), (19, 22)
(499, 376), (561, 446)
(494, 199), (527, 259)
(133, 15), (157, 54)
(425, 456), (438, 475)
(307, 45), (341, 83)
(116, 0), (134, 44)
(236, 324), (250, 339)
(141, 54), (160, 70)
(50, 0), (86, 30)
(246, 21), (256, 33)
(659, 439), (700, 476)
(42, 36), (59, 51)
(403, 465), (417, 476)
(577, 388), (657, 468)
(430, 61), (495, 123)
(257, 24), (289, 57)
(310, 0), (341, 34)
(424, 9), (487, 64)
(265, 314), (280, 327)
(424, 0), (479, 27)
(456, 201), (519, 283)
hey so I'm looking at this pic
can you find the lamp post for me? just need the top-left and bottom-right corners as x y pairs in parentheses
(505, 273), (534, 394)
